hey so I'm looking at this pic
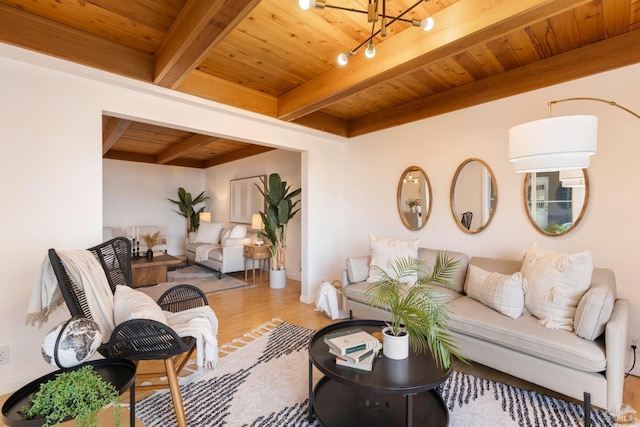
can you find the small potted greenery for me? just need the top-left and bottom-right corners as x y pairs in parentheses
(366, 252), (464, 368)
(20, 365), (120, 427)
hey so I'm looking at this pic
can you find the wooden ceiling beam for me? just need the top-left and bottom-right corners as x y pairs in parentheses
(156, 134), (220, 164)
(177, 70), (278, 117)
(102, 119), (132, 155)
(348, 29), (640, 137)
(0, 4), (154, 82)
(292, 112), (350, 137)
(277, 0), (591, 121)
(105, 150), (205, 168)
(203, 145), (276, 168)
(154, 0), (261, 88)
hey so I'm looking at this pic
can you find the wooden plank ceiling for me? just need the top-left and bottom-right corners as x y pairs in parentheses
(1, 0), (639, 168)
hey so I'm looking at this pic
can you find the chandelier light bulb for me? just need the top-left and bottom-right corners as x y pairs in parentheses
(421, 17), (434, 31)
(298, 0), (315, 10)
(365, 43), (376, 59)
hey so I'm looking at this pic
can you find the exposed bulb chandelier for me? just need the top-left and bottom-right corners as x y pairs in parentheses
(298, 0), (434, 66)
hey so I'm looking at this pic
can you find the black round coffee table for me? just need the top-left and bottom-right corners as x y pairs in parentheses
(308, 319), (451, 427)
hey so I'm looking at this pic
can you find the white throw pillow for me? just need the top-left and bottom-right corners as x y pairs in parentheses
(574, 283), (615, 341)
(229, 224), (247, 238)
(195, 222), (224, 244)
(366, 234), (420, 284)
(465, 265), (525, 319)
(113, 285), (166, 325)
(521, 243), (593, 331)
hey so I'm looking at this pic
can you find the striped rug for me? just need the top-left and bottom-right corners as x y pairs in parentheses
(134, 320), (621, 427)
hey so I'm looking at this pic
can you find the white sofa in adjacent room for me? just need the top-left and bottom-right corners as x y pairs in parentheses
(185, 222), (258, 278)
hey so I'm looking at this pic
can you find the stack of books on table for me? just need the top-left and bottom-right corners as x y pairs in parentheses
(324, 328), (382, 372)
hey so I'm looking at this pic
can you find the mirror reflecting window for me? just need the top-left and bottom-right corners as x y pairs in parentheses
(450, 158), (498, 234)
(397, 166), (432, 231)
(523, 169), (589, 236)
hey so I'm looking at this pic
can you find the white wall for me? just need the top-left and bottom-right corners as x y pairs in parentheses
(103, 159), (205, 255)
(0, 43), (345, 394)
(203, 149), (303, 280)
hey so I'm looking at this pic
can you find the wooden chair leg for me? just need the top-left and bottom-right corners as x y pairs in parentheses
(165, 358), (187, 427)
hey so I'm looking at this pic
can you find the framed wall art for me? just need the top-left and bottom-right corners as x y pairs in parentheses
(230, 175), (266, 224)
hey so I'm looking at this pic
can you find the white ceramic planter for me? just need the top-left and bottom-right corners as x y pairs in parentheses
(269, 269), (287, 289)
(382, 327), (409, 360)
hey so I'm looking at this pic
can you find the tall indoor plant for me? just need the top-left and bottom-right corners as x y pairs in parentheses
(256, 174), (301, 288)
(366, 253), (464, 368)
(167, 187), (209, 233)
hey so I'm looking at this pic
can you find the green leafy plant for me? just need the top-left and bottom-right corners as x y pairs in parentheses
(167, 187), (209, 233)
(20, 365), (120, 427)
(255, 174), (301, 271)
(366, 253), (465, 369)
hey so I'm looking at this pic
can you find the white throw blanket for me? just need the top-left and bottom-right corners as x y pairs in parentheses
(165, 306), (219, 369)
(27, 250), (219, 369)
(27, 251), (115, 340)
(195, 244), (218, 262)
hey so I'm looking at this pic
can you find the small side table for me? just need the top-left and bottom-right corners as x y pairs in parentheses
(131, 254), (182, 287)
(2, 359), (137, 427)
(244, 244), (271, 283)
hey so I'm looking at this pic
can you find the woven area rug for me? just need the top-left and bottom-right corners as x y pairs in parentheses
(137, 265), (252, 300)
(135, 320), (627, 427)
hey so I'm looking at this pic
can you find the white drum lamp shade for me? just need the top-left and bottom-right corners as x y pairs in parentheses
(508, 115), (598, 173)
(559, 169), (585, 187)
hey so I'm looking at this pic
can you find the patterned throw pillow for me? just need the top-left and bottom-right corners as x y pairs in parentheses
(521, 243), (593, 331)
(465, 265), (525, 319)
(366, 234), (420, 284)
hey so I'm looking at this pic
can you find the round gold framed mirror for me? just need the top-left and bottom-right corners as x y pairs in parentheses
(450, 158), (498, 234)
(397, 166), (432, 231)
(522, 169), (589, 236)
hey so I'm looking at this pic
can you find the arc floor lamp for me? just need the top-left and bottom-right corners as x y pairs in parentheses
(508, 97), (640, 173)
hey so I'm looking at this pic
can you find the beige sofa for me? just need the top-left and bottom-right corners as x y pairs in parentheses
(185, 223), (258, 278)
(340, 247), (629, 413)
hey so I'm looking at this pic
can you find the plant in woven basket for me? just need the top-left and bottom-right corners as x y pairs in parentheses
(19, 365), (120, 427)
(141, 231), (166, 250)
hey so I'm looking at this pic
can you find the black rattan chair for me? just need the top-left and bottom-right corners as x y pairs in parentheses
(49, 237), (208, 427)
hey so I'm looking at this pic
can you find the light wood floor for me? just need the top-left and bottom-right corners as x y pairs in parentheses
(2, 273), (639, 426)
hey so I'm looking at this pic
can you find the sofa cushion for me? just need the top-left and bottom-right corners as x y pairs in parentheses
(448, 296), (606, 372)
(185, 242), (220, 253)
(521, 243), (593, 331)
(464, 265), (525, 319)
(418, 248), (468, 293)
(367, 234), (420, 284)
(195, 222), (224, 244)
(113, 285), (166, 325)
(207, 248), (223, 262)
(346, 256), (370, 283)
(574, 283), (615, 341)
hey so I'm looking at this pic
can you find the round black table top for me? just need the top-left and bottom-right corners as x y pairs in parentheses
(2, 358), (136, 427)
(309, 319), (451, 394)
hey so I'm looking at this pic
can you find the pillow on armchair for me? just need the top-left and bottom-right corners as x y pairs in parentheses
(366, 234), (420, 284)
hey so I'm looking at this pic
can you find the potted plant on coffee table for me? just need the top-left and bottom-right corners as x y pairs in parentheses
(255, 173), (301, 289)
(366, 253), (464, 368)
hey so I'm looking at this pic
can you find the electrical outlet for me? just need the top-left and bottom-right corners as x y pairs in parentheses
(630, 336), (639, 348)
(0, 346), (9, 365)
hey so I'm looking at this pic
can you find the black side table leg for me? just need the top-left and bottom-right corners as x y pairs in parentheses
(130, 381), (136, 427)
(308, 360), (314, 421)
(405, 393), (414, 427)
